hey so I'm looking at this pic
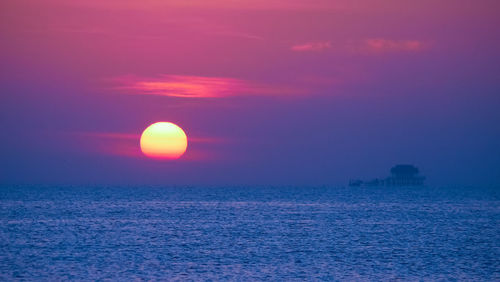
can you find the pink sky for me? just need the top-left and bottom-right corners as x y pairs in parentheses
(1, 0), (499, 185)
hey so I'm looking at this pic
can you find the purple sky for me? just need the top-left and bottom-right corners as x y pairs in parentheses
(1, 0), (499, 186)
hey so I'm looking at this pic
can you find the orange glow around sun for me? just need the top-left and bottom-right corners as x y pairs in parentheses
(140, 122), (188, 159)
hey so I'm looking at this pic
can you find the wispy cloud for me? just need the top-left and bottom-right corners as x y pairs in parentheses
(291, 39), (427, 54)
(74, 132), (139, 140)
(363, 39), (426, 53)
(73, 132), (142, 158)
(209, 30), (264, 41)
(159, 17), (264, 41)
(291, 41), (332, 52)
(47, 0), (372, 11)
(73, 131), (226, 160)
(110, 75), (300, 98)
(74, 132), (226, 144)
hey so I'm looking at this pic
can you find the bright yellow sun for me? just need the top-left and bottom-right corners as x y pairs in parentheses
(140, 122), (188, 159)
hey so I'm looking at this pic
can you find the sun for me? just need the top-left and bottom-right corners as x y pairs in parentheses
(140, 122), (188, 159)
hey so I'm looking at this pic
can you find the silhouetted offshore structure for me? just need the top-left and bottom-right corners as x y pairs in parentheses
(349, 164), (425, 187)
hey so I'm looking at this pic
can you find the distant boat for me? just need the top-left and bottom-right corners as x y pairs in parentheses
(349, 164), (425, 187)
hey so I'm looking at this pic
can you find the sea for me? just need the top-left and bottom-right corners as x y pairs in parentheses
(1, 185), (499, 280)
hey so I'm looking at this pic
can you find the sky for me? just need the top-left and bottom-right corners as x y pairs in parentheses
(1, 0), (499, 186)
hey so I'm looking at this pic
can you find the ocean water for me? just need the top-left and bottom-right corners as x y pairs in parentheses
(0, 185), (499, 280)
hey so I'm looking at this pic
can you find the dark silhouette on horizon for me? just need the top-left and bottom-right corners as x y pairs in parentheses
(349, 164), (425, 187)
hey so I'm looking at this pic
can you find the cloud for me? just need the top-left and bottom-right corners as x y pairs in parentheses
(363, 39), (426, 53)
(209, 30), (264, 41)
(73, 132), (142, 158)
(44, 0), (373, 11)
(72, 131), (226, 160)
(291, 41), (332, 52)
(74, 132), (226, 144)
(110, 75), (300, 98)
(75, 132), (139, 140)
(160, 17), (264, 41)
